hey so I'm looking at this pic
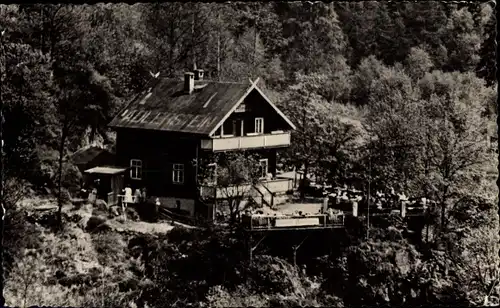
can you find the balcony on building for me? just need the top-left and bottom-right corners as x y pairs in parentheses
(200, 130), (291, 151)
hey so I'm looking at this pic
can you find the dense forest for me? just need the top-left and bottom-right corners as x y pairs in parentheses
(0, 2), (498, 307)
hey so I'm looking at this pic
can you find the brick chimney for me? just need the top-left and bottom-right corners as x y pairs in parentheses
(194, 69), (204, 81)
(184, 72), (194, 94)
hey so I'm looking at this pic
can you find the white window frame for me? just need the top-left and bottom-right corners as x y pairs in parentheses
(255, 117), (264, 134)
(130, 159), (142, 180)
(259, 158), (268, 179)
(172, 163), (185, 184)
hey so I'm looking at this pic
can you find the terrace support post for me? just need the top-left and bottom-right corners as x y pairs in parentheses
(400, 201), (407, 218)
(292, 234), (310, 267)
(322, 197), (328, 213)
(352, 201), (358, 217)
(122, 202), (127, 222)
(248, 233), (267, 264)
(294, 168), (297, 189)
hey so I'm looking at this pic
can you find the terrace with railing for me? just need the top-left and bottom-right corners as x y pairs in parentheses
(242, 212), (345, 231)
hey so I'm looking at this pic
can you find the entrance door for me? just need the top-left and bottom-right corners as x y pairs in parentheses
(110, 174), (124, 206)
(111, 175), (124, 195)
(259, 159), (269, 179)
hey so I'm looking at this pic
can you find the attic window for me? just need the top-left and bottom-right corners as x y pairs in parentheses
(139, 92), (153, 105)
(203, 93), (217, 108)
(235, 103), (246, 113)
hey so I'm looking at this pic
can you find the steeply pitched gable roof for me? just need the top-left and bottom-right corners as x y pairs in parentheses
(108, 77), (295, 136)
(208, 78), (296, 135)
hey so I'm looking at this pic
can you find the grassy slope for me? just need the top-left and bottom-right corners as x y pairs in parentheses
(4, 198), (172, 307)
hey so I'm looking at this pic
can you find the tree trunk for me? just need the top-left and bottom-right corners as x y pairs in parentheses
(217, 11), (221, 81)
(40, 6), (45, 54)
(439, 180), (450, 233)
(229, 198), (237, 225)
(0, 31), (6, 308)
(168, 15), (175, 76)
(57, 124), (68, 229)
(48, 7), (58, 60)
(191, 10), (196, 71)
(440, 201), (446, 233)
(252, 26), (258, 77)
(299, 98), (309, 200)
(301, 161), (309, 200)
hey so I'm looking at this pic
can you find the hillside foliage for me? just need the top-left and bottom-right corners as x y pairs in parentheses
(0, 2), (497, 307)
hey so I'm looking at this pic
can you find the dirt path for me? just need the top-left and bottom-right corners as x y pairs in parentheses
(105, 218), (176, 234)
(18, 196), (198, 234)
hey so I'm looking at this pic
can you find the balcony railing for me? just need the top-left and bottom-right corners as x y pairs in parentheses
(261, 178), (294, 194)
(200, 178), (293, 203)
(200, 183), (253, 200)
(241, 213), (345, 231)
(200, 132), (291, 151)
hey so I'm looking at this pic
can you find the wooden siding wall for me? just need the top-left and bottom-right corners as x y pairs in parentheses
(114, 90), (289, 199)
(116, 128), (199, 198)
(116, 129), (281, 200)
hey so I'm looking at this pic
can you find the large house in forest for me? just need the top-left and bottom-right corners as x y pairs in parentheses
(104, 69), (296, 220)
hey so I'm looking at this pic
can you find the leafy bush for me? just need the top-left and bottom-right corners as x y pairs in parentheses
(205, 285), (269, 308)
(81, 284), (135, 308)
(323, 224), (425, 306)
(126, 207), (141, 221)
(242, 255), (311, 296)
(92, 231), (128, 266)
(86, 215), (109, 232)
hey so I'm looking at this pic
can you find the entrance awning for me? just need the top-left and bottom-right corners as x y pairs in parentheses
(84, 166), (127, 175)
